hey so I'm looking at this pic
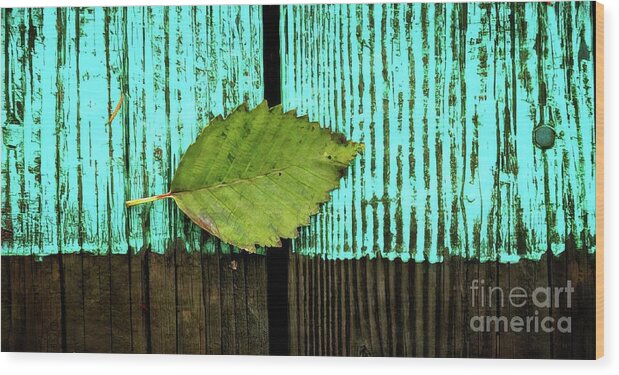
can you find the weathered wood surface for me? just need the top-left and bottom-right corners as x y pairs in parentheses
(282, 2), (597, 262)
(0, 2), (599, 358)
(2, 246), (594, 357)
(2, 4), (598, 263)
(1, 251), (269, 354)
(1, 6), (264, 256)
(287, 248), (595, 358)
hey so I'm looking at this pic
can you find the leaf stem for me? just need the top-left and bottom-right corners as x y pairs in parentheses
(125, 192), (172, 207)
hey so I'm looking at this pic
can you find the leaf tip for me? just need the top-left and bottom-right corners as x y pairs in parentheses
(258, 100), (270, 111)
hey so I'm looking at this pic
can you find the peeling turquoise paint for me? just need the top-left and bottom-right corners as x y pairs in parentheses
(282, 2), (596, 262)
(1, 6), (264, 256)
(2, 3), (597, 262)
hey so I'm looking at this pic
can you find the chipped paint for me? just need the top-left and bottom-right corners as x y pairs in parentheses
(1, 6), (264, 256)
(282, 2), (596, 262)
(1, 3), (597, 262)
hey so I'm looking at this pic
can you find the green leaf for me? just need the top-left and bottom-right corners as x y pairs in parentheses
(126, 101), (363, 252)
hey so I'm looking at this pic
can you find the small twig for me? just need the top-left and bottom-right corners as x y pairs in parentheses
(107, 92), (124, 124)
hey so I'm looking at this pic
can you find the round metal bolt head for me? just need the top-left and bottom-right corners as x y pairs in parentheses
(533, 125), (556, 149)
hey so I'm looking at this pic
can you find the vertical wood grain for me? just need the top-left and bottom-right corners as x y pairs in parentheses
(1, 5), (263, 257)
(1, 5), (269, 353)
(286, 251), (595, 358)
(281, 2), (596, 263)
(1, 251), (269, 354)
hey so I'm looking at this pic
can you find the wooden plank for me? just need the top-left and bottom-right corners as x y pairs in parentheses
(536, 256), (553, 359)
(362, 257), (379, 356)
(450, 258), (467, 357)
(463, 260), (479, 358)
(1, 6), (264, 257)
(287, 249), (299, 355)
(232, 252), (249, 354)
(1, 258), (10, 351)
(174, 245), (206, 354)
(0, 248), (596, 356)
(321, 258), (331, 356)
(411, 258), (423, 356)
(28, 256), (63, 352)
(219, 248), (237, 354)
(82, 255), (112, 352)
(335, 260), (344, 356)
(202, 245), (223, 354)
(374, 258), (390, 355)
(435, 261), (449, 358)
(478, 262), (498, 358)
(496, 262), (515, 358)
(286, 250), (595, 358)
(1, 249), (274, 354)
(244, 253), (269, 355)
(148, 250), (176, 353)
(396, 259), (410, 356)
(425, 262), (438, 357)
(128, 251), (150, 353)
(7, 257), (27, 351)
(585, 253), (597, 359)
(109, 253), (133, 353)
(61, 254), (85, 352)
(569, 248), (596, 359)
(505, 259), (529, 359)
(281, 2), (596, 264)
(549, 250), (571, 358)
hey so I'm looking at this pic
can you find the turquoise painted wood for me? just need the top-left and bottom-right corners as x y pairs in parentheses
(1, 6), (264, 256)
(2, 3), (597, 263)
(282, 2), (596, 262)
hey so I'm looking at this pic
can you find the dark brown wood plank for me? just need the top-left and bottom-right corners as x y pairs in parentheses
(436, 260), (450, 358)
(478, 261), (498, 358)
(61, 254), (85, 352)
(1, 257), (11, 351)
(21, 257), (37, 352)
(174, 246), (206, 354)
(450, 258), (466, 357)
(497, 262), (515, 358)
(398, 259), (411, 356)
(245, 253), (269, 355)
(550, 250), (571, 359)
(412, 261), (425, 356)
(569, 248), (596, 359)
(232, 252), (249, 354)
(128, 251), (150, 353)
(148, 250), (176, 353)
(219, 250), (237, 354)
(29, 255), (63, 352)
(202, 248), (223, 354)
(2, 248), (595, 357)
(285, 249), (595, 358)
(109, 253), (132, 353)
(287, 250), (299, 355)
(7, 257), (27, 351)
(82, 254), (112, 353)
